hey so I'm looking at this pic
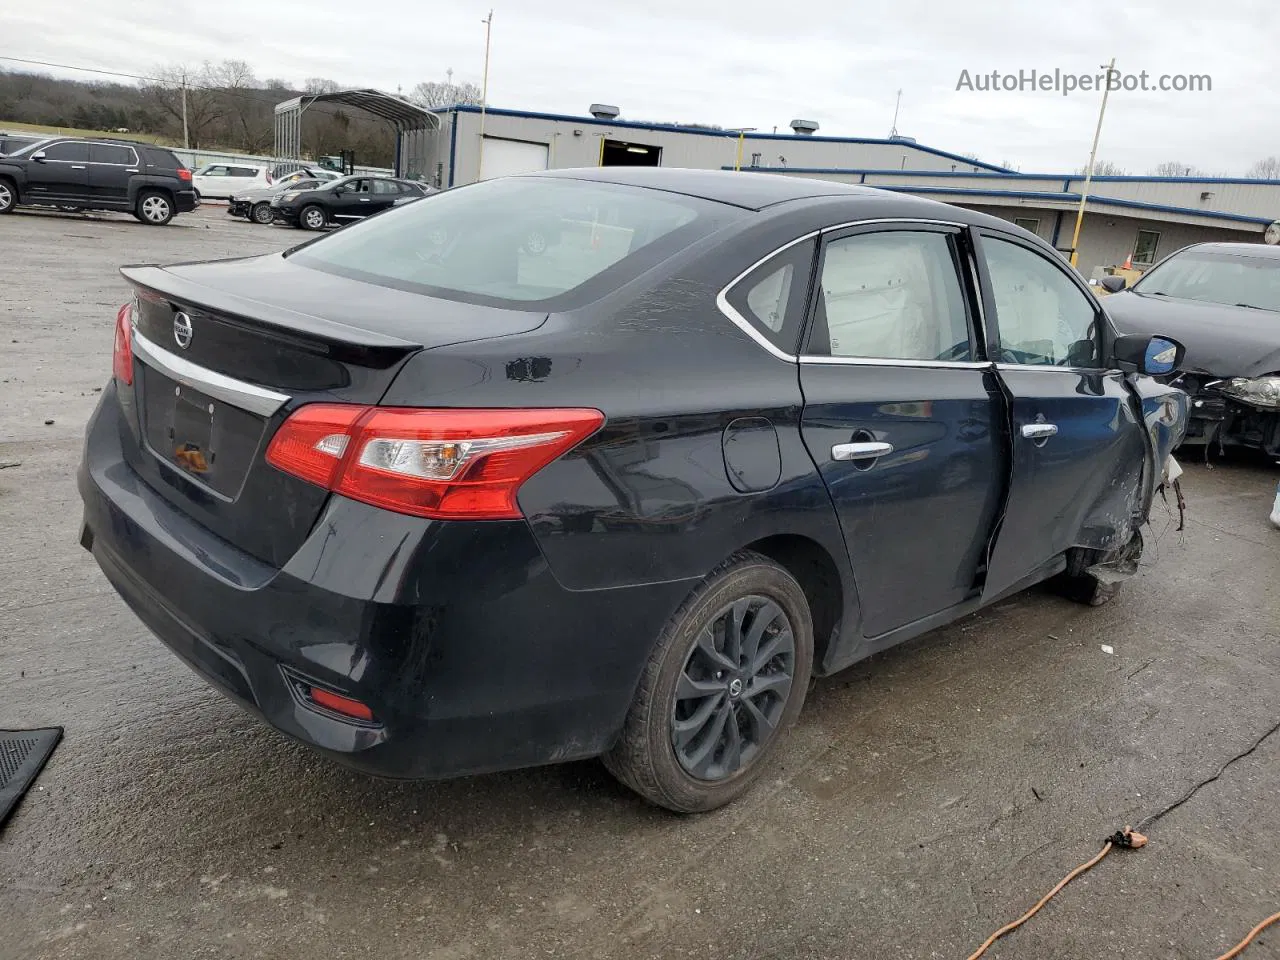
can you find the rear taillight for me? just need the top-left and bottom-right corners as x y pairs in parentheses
(177, 168), (192, 182)
(266, 406), (604, 520)
(112, 302), (134, 385)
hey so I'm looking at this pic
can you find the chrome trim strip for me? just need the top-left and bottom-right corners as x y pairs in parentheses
(994, 362), (1116, 375)
(132, 330), (291, 417)
(714, 231), (818, 364)
(820, 217), (967, 234)
(800, 356), (992, 370)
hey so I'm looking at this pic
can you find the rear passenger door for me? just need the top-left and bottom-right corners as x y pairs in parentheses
(974, 230), (1149, 599)
(797, 223), (1007, 639)
(27, 140), (90, 201)
(369, 179), (402, 215)
(88, 143), (138, 203)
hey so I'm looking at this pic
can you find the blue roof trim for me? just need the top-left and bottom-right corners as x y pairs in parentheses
(436, 104), (1014, 173)
(721, 165), (1280, 187)
(865, 184), (1274, 225)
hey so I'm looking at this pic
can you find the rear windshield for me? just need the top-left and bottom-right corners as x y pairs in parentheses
(289, 176), (742, 307)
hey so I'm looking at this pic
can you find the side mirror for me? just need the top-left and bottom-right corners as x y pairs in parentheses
(333, 186), (345, 195)
(31, 150), (46, 162)
(1099, 275), (1127, 293)
(1112, 334), (1184, 376)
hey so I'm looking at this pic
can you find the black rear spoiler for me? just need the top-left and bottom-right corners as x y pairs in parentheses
(120, 264), (424, 351)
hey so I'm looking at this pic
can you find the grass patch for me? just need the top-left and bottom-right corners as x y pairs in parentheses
(0, 120), (180, 146)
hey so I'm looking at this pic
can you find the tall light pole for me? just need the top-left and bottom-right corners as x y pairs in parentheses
(889, 88), (902, 138)
(1069, 58), (1117, 269)
(477, 9), (494, 179)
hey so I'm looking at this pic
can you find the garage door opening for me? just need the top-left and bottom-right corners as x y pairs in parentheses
(480, 137), (550, 181)
(600, 140), (662, 167)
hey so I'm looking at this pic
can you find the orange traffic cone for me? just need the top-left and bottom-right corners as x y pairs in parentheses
(1122, 253), (1132, 269)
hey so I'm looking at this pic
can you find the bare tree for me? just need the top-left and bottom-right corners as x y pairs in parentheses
(1246, 156), (1280, 179)
(210, 59), (272, 153)
(303, 78), (343, 95)
(1076, 159), (1126, 176)
(1150, 160), (1202, 177)
(143, 63), (225, 147)
(409, 78), (483, 109)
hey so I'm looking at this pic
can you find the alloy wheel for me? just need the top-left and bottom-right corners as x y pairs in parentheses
(142, 196), (170, 223)
(0, 182), (13, 211)
(303, 208), (325, 229)
(670, 595), (796, 781)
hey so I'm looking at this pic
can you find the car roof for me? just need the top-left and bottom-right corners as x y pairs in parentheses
(1178, 241), (1280, 259)
(526, 167), (1029, 234)
(533, 166), (881, 211)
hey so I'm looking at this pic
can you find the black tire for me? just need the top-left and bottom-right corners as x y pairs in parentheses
(136, 190), (174, 226)
(0, 178), (16, 214)
(603, 551), (814, 813)
(1054, 529), (1143, 606)
(299, 204), (327, 231)
(251, 202), (274, 225)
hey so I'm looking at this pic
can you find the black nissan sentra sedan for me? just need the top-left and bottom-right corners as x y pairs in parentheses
(79, 168), (1188, 812)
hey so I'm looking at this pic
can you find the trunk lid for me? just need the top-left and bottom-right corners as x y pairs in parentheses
(118, 254), (549, 567)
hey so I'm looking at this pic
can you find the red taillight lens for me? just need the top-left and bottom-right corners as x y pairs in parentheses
(177, 168), (192, 182)
(112, 302), (134, 385)
(266, 406), (604, 520)
(263, 404), (364, 488)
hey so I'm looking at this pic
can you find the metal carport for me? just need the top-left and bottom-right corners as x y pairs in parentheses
(273, 89), (441, 178)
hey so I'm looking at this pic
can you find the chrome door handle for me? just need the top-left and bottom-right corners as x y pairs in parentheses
(1021, 423), (1059, 439)
(70, 165), (86, 169)
(832, 441), (894, 461)
(125, 168), (139, 173)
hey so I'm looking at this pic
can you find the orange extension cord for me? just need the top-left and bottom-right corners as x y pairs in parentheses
(965, 828), (1280, 960)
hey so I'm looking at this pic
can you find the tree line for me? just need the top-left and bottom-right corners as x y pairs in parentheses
(0, 64), (483, 166)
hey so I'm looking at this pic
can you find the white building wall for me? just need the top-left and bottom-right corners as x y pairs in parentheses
(959, 204), (1258, 275)
(440, 109), (1001, 186)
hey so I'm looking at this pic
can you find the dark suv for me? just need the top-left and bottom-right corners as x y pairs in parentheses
(0, 138), (197, 225)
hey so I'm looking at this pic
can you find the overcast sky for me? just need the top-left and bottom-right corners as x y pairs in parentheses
(5, 0), (1278, 174)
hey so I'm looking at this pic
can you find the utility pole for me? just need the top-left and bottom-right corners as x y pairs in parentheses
(890, 88), (902, 137)
(1069, 57), (1117, 269)
(729, 128), (757, 171)
(181, 74), (190, 149)
(477, 9), (493, 179)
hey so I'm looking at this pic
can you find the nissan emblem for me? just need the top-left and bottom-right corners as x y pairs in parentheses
(173, 312), (193, 350)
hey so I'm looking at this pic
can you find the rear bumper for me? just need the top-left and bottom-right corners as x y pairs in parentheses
(78, 387), (690, 779)
(175, 189), (198, 213)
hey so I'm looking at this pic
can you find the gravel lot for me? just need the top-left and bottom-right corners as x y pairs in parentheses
(2, 204), (1279, 960)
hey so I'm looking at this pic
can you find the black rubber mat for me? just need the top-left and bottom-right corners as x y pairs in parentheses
(0, 728), (62, 830)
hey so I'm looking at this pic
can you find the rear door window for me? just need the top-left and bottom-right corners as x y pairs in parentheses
(372, 179), (400, 195)
(291, 177), (742, 308)
(807, 229), (974, 362)
(90, 144), (135, 165)
(228, 167), (260, 178)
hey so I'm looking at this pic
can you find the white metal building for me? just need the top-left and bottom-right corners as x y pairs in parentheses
(406, 103), (1280, 278)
